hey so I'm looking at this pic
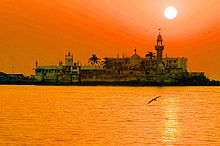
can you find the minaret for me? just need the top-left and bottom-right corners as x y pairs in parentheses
(155, 32), (164, 65)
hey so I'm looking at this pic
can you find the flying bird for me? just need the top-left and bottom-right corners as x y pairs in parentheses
(147, 96), (161, 104)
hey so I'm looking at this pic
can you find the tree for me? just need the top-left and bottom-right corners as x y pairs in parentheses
(145, 51), (157, 74)
(88, 54), (101, 66)
(145, 51), (156, 60)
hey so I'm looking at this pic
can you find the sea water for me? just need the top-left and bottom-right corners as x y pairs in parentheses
(0, 85), (220, 145)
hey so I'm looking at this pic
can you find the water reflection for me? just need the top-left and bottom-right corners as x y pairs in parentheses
(0, 86), (219, 145)
(161, 96), (181, 144)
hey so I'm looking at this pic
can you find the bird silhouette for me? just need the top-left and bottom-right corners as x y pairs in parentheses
(147, 96), (161, 104)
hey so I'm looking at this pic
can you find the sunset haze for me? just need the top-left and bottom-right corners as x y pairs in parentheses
(0, 0), (219, 79)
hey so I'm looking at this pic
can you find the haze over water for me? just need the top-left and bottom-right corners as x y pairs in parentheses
(0, 85), (220, 145)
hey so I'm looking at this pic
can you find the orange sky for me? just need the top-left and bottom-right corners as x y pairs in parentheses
(0, 0), (219, 80)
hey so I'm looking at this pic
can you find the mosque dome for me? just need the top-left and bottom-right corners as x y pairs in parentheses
(130, 53), (140, 65)
(131, 53), (140, 60)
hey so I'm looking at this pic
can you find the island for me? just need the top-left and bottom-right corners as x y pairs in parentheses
(1, 33), (219, 86)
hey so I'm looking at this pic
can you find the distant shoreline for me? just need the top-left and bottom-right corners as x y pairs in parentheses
(0, 80), (219, 86)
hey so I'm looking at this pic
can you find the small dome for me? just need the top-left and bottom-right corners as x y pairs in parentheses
(130, 53), (140, 64)
(131, 53), (140, 59)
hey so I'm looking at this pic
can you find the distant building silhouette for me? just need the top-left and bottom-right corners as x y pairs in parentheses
(35, 52), (80, 83)
(103, 33), (187, 76)
(34, 33), (200, 84)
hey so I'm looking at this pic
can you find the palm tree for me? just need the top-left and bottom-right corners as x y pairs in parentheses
(145, 51), (156, 74)
(145, 51), (155, 59)
(88, 54), (101, 66)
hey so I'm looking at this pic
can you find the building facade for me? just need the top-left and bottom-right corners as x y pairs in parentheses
(104, 33), (187, 76)
(34, 33), (189, 83)
(35, 52), (80, 83)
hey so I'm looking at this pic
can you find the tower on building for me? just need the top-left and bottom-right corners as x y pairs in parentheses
(155, 32), (164, 64)
(65, 51), (73, 66)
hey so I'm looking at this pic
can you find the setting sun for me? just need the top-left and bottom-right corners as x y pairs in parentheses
(164, 6), (177, 19)
(0, 1), (220, 145)
(0, 0), (219, 80)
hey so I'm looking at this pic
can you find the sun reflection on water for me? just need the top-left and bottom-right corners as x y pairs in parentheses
(161, 96), (181, 144)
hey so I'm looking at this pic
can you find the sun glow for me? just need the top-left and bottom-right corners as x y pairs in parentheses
(164, 6), (177, 20)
